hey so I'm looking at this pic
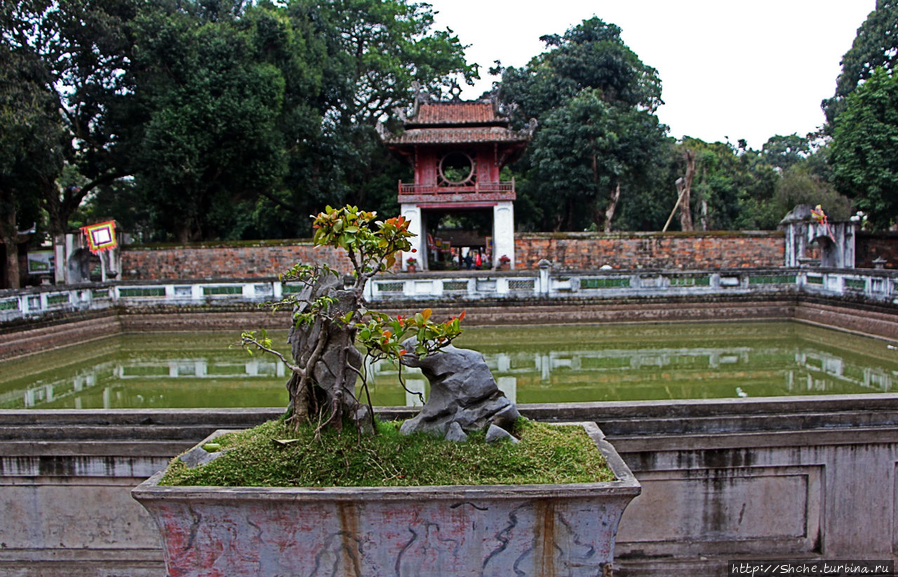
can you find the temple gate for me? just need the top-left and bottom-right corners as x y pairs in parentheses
(381, 87), (535, 270)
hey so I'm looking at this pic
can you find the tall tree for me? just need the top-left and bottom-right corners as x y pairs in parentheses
(1, 0), (139, 239)
(129, 1), (291, 241)
(830, 67), (898, 229)
(0, 43), (65, 287)
(499, 17), (662, 122)
(530, 89), (665, 231)
(760, 134), (811, 172)
(822, 0), (898, 129)
(275, 0), (475, 236)
(497, 17), (667, 232)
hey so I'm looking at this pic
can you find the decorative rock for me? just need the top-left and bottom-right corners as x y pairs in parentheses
(491, 404), (522, 431)
(399, 338), (518, 440)
(485, 424), (518, 444)
(444, 421), (468, 443)
(179, 445), (229, 469)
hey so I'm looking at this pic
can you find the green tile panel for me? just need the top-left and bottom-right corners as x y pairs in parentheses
(749, 275), (797, 285)
(120, 287), (166, 297)
(377, 282), (404, 293)
(203, 286), (242, 296)
(581, 277), (631, 289)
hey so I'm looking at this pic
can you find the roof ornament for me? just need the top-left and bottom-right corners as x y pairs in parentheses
(448, 82), (463, 102)
(520, 117), (539, 137)
(489, 83), (504, 117)
(400, 81), (431, 121)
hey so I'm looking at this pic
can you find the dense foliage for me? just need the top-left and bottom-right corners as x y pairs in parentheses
(831, 67), (898, 229)
(6, 0), (898, 280)
(826, 2), (898, 229)
(1, 0), (474, 248)
(496, 18), (667, 232)
(822, 0), (898, 129)
(493, 17), (850, 233)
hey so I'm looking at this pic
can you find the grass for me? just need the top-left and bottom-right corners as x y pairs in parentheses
(159, 418), (615, 488)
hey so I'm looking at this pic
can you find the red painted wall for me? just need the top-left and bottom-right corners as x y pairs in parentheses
(514, 232), (785, 270)
(121, 241), (351, 281)
(121, 232), (786, 281)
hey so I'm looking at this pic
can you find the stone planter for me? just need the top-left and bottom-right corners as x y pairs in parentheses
(132, 422), (640, 577)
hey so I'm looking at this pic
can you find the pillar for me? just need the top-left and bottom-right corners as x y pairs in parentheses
(493, 201), (515, 270)
(400, 204), (423, 271)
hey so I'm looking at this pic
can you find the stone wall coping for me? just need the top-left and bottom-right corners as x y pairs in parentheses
(5, 393), (898, 425)
(516, 230), (785, 239)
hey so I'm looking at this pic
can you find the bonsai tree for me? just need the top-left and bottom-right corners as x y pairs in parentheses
(240, 205), (463, 433)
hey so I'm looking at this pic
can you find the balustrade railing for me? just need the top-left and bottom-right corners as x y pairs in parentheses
(398, 180), (515, 195)
(1, 268), (895, 324)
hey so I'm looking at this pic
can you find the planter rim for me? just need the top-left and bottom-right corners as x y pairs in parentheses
(132, 421), (640, 502)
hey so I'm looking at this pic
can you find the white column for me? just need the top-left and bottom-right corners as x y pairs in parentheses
(401, 204), (423, 271)
(64, 233), (76, 284)
(53, 235), (66, 284)
(493, 201), (515, 270)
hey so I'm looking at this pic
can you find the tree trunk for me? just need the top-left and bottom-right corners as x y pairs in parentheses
(604, 182), (621, 233)
(1, 201), (20, 289)
(287, 274), (365, 432)
(678, 150), (696, 232)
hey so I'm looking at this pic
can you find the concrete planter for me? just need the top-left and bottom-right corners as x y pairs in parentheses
(132, 422), (640, 577)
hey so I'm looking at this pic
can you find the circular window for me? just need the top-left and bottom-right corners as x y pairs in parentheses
(439, 152), (475, 184)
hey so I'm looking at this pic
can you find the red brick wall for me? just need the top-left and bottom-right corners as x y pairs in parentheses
(856, 232), (898, 269)
(121, 232), (786, 281)
(514, 232), (785, 270)
(121, 241), (352, 281)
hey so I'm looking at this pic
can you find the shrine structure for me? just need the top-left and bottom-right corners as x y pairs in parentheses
(381, 86), (535, 270)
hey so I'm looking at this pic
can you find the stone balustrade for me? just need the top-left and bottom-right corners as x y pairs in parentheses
(2, 267), (896, 325)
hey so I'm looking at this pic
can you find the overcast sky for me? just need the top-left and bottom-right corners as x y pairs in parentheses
(428, 0), (876, 149)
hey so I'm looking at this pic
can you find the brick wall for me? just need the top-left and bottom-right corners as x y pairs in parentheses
(121, 241), (352, 281)
(856, 232), (898, 269)
(514, 232), (785, 270)
(121, 232), (786, 281)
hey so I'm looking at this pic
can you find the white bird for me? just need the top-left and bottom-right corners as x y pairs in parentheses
(735, 387), (748, 398)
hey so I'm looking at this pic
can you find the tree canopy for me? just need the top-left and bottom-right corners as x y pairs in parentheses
(830, 67), (898, 229)
(6, 4), (893, 285)
(1, 0), (475, 248)
(497, 18), (667, 232)
(823, 0), (898, 129)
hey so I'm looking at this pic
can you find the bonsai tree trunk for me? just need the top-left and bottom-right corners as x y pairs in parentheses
(287, 274), (366, 431)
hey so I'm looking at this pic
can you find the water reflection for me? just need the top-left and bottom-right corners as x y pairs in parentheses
(1, 322), (896, 409)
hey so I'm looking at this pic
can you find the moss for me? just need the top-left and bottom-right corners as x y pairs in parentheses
(160, 419), (614, 488)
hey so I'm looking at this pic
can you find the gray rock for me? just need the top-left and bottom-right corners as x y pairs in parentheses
(491, 404), (522, 431)
(399, 338), (519, 440)
(179, 445), (229, 469)
(444, 421), (469, 443)
(485, 424), (518, 444)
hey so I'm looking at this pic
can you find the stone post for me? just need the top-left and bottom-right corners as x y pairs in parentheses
(400, 204), (423, 271)
(493, 201), (515, 270)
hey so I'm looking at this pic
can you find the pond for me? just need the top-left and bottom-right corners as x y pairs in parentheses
(1, 321), (896, 410)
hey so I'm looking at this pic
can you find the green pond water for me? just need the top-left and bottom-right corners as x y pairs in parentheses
(1, 321), (896, 410)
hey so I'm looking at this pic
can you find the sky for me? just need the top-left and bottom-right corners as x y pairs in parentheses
(427, 0), (877, 150)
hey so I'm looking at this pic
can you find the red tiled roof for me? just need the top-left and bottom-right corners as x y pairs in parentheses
(409, 102), (503, 125)
(384, 126), (530, 145)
